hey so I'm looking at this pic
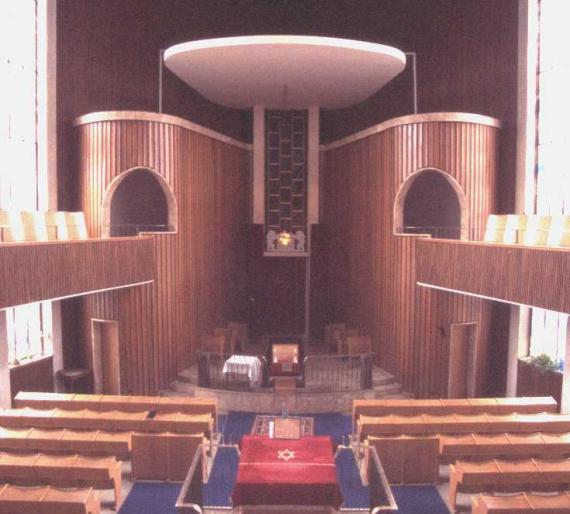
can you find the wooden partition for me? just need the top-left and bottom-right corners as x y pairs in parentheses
(319, 113), (500, 397)
(75, 111), (251, 394)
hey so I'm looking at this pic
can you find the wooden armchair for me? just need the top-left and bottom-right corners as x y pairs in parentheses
(214, 327), (237, 354)
(201, 334), (226, 354)
(346, 335), (372, 355)
(227, 321), (249, 352)
(334, 328), (358, 354)
(324, 323), (345, 352)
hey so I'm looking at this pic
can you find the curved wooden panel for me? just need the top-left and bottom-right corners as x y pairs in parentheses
(77, 114), (250, 394)
(319, 115), (499, 397)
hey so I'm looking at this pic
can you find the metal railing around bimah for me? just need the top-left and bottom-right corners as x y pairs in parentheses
(196, 351), (374, 392)
(302, 352), (374, 392)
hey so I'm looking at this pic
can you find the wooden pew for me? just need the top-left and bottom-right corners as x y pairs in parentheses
(367, 435), (439, 484)
(0, 484), (101, 514)
(0, 426), (131, 459)
(0, 452), (121, 506)
(358, 413), (570, 439)
(439, 432), (570, 463)
(353, 397), (558, 429)
(14, 392), (218, 429)
(449, 458), (570, 510)
(472, 492), (570, 513)
(131, 432), (204, 481)
(0, 407), (212, 435)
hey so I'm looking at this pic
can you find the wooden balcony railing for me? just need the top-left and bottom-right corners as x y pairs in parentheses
(0, 236), (154, 309)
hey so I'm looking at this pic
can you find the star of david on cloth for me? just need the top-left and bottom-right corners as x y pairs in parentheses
(277, 449), (295, 461)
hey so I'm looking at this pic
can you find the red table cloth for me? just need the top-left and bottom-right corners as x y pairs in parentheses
(232, 435), (343, 508)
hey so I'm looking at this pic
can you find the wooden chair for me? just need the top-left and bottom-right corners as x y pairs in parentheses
(201, 334), (226, 355)
(214, 328), (236, 354)
(346, 335), (372, 355)
(0, 484), (101, 514)
(334, 327), (358, 355)
(228, 321), (249, 351)
(324, 323), (345, 352)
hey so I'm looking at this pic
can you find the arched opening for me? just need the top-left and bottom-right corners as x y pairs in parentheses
(394, 168), (466, 239)
(102, 167), (177, 237)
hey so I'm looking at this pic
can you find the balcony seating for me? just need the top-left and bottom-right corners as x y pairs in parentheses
(0, 484), (101, 514)
(0, 210), (88, 243)
(484, 213), (570, 247)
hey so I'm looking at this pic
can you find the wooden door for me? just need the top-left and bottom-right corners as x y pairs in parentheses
(92, 319), (121, 394)
(448, 322), (478, 398)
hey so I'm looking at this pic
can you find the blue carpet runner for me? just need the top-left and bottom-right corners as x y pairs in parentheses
(335, 448), (370, 508)
(203, 446), (239, 507)
(118, 482), (181, 514)
(392, 485), (450, 514)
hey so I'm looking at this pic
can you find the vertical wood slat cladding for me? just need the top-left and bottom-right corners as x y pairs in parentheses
(77, 116), (250, 394)
(320, 117), (499, 397)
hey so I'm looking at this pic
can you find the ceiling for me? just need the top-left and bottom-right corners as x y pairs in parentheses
(164, 35), (406, 110)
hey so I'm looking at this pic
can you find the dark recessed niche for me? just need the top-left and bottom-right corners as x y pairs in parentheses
(402, 169), (461, 239)
(110, 168), (171, 237)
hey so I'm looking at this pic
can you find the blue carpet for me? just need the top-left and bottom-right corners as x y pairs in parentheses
(392, 485), (449, 514)
(222, 411), (256, 443)
(335, 448), (370, 508)
(118, 482), (181, 514)
(314, 412), (352, 446)
(203, 446), (239, 507)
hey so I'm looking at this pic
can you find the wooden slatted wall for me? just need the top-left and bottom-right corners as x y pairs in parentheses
(320, 117), (499, 397)
(77, 115), (250, 394)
